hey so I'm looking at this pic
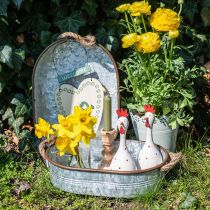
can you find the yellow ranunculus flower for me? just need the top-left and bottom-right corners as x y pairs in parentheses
(35, 118), (54, 139)
(116, 4), (130, 13)
(135, 32), (160, 53)
(121, 33), (138, 48)
(150, 8), (180, 31)
(130, 1), (151, 16)
(168, 30), (179, 39)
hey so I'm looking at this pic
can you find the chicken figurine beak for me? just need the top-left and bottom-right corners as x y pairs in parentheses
(144, 117), (150, 128)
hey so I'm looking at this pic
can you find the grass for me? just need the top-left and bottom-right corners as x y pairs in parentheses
(0, 132), (209, 210)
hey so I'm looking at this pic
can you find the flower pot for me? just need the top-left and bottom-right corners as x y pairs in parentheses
(130, 112), (179, 152)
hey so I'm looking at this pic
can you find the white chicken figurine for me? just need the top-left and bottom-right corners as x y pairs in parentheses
(109, 109), (137, 171)
(138, 105), (163, 169)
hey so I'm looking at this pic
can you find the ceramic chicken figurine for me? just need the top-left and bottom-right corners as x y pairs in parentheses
(138, 105), (163, 169)
(109, 109), (137, 171)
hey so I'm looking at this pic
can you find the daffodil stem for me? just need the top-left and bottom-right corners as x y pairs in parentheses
(125, 12), (132, 33)
(75, 149), (85, 168)
(141, 15), (147, 32)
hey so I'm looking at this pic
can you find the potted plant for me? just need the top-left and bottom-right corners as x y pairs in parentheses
(115, 1), (204, 151)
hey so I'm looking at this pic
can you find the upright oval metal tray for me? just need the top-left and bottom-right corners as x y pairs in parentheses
(39, 139), (170, 198)
(32, 34), (119, 136)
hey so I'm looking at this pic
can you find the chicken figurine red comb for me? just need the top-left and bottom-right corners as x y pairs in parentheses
(116, 108), (129, 118)
(144, 104), (156, 114)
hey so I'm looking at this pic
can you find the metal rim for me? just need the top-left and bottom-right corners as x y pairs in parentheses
(32, 37), (120, 123)
(43, 140), (170, 175)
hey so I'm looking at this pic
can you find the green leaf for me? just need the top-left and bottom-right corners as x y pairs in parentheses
(0, 81), (5, 93)
(169, 120), (177, 129)
(201, 8), (210, 27)
(177, 118), (185, 126)
(40, 31), (52, 48)
(180, 194), (197, 209)
(18, 14), (50, 32)
(12, 49), (25, 71)
(12, 0), (24, 10)
(54, 11), (86, 33)
(51, 0), (60, 6)
(0, 0), (9, 16)
(162, 106), (171, 116)
(0, 45), (13, 68)
(11, 117), (24, 135)
(15, 104), (28, 117)
(82, 0), (98, 17)
(11, 94), (29, 117)
(2, 108), (13, 121)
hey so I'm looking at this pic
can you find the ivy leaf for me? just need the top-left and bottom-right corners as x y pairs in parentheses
(0, 0), (9, 16)
(51, 0), (60, 6)
(0, 80), (5, 93)
(11, 94), (29, 117)
(18, 14), (50, 33)
(12, 49), (25, 71)
(0, 45), (13, 68)
(2, 107), (14, 121)
(201, 8), (210, 27)
(10, 117), (24, 135)
(40, 31), (52, 48)
(82, 0), (98, 17)
(54, 11), (86, 33)
(12, 0), (24, 10)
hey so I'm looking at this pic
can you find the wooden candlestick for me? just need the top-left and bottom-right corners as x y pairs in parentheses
(99, 128), (117, 169)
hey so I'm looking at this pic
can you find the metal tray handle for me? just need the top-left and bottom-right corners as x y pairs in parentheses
(57, 32), (96, 47)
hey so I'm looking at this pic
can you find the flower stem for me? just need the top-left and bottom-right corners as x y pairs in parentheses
(169, 39), (175, 70)
(125, 13), (132, 33)
(178, 3), (183, 16)
(141, 15), (147, 32)
(130, 15), (137, 33)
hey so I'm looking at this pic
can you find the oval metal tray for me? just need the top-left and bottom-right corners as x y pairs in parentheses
(40, 139), (170, 198)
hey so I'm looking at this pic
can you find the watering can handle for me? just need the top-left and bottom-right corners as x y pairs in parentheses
(57, 32), (96, 47)
(160, 152), (182, 172)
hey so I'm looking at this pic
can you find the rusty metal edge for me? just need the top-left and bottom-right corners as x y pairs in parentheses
(42, 140), (170, 175)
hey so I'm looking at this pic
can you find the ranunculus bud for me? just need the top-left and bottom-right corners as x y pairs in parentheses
(178, 0), (184, 4)
(169, 30), (179, 39)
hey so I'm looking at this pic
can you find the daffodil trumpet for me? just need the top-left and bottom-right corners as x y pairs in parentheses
(35, 105), (97, 168)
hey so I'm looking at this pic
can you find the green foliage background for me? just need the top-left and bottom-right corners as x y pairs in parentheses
(0, 0), (209, 143)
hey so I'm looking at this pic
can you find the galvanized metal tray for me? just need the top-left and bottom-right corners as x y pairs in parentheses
(39, 139), (173, 198)
(32, 33), (120, 136)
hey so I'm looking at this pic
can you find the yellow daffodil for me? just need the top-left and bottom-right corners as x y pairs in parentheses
(55, 136), (79, 156)
(71, 106), (97, 145)
(71, 106), (97, 126)
(116, 3), (130, 13)
(35, 118), (54, 139)
(135, 32), (160, 53)
(150, 8), (180, 32)
(168, 30), (179, 39)
(52, 114), (73, 138)
(130, 1), (151, 16)
(121, 33), (138, 48)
